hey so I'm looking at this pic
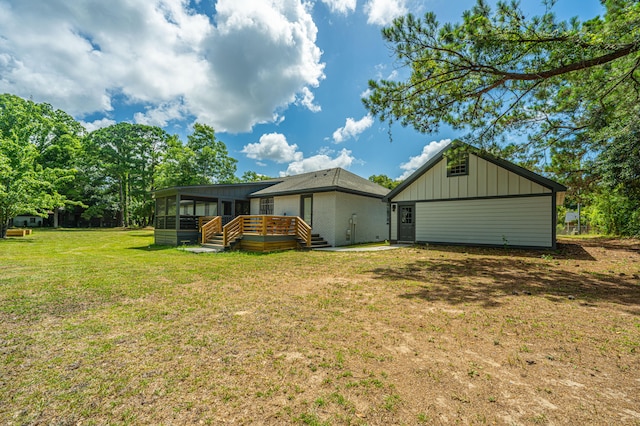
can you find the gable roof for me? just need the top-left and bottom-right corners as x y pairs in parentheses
(384, 141), (567, 202)
(249, 168), (389, 199)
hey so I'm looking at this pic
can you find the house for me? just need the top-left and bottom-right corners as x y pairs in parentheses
(249, 168), (389, 247)
(385, 141), (567, 249)
(12, 215), (44, 228)
(153, 168), (389, 248)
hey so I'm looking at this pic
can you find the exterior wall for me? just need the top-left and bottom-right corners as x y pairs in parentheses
(311, 192), (337, 246)
(415, 196), (554, 248)
(333, 192), (388, 246)
(273, 194), (301, 216)
(12, 216), (44, 227)
(250, 198), (260, 215)
(392, 154), (551, 202)
(154, 229), (200, 245)
(390, 204), (398, 241)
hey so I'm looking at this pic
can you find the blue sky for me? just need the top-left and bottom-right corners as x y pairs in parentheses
(0, 0), (605, 180)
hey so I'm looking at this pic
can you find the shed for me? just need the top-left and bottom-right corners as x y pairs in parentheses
(385, 141), (567, 249)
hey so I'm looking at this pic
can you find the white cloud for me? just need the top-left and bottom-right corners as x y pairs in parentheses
(296, 87), (321, 112)
(398, 139), (451, 180)
(320, 0), (357, 15)
(332, 114), (374, 143)
(134, 100), (188, 127)
(242, 132), (303, 163)
(364, 0), (407, 26)
(281, 148), (355, 176)
(0, 0), (325, 132)
(79, 117), (117, 133)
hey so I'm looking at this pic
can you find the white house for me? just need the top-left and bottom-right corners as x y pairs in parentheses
(249, 168), (389, 247)
(385, 141), (567, 249)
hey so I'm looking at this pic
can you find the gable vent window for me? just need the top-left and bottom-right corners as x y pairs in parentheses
(447, 152), (469, 177)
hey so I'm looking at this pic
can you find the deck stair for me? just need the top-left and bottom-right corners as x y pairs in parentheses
(202, 232), (226, 250)
(309, 234), (331, 249)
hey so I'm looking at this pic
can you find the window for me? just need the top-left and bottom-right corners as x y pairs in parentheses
(180, 199), (194, 216)
(260, 197), (274, 215)
(447, 152), (469, 177)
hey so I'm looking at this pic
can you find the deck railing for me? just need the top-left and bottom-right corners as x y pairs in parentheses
(199, 216), (221, 243)
(199, 215), (312, 247)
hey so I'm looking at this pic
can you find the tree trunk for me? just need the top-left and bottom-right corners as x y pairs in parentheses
(1, 218), (9, 239)
(119, 178), (125, 228)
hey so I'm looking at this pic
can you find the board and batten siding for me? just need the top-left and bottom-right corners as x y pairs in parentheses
(392, 153), (551, 202)
(415, 196), (553, 247)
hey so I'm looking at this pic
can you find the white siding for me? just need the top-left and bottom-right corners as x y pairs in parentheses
(415, 196), (553, 248)
(392, 154), (551, 202)
(312, 192), (337, 246)
(273, 195), (300, 216)
(250, 198), (260, 215)
(333, 192), (388, 246)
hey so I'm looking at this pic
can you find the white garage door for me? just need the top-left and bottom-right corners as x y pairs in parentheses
(415, 196), (553, 248)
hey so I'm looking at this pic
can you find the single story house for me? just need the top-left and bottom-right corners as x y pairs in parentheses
(12, 215), (45, 227)
(249, 168), (389, 247)
(385, 141), (567, 249)
(153, 168), (389, 247)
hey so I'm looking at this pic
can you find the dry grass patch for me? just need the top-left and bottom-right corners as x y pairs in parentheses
(1, 230), (639, 424)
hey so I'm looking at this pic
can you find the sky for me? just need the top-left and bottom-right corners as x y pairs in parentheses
(0, 0), (606, 181)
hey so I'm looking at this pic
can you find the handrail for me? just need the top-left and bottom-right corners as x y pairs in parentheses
(295, 217), (312, 247)
(221, 215), (311, 247)
(223, 216), (243, 246)
(200, 216), (221, 243)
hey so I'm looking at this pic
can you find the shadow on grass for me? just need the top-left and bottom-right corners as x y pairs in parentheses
(0, 239), (36, 244)
(369, 255), (639, 314)
(129, 244), (176, 251)
(410, 242), (596, 261)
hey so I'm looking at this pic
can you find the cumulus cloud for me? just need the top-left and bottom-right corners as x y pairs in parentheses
(398, 139), (451, 180)
(364, 0), (407, 26)
(320, 0), (357, 15)
(332, 114), (373, 143)
(242, 132), (303, 163)
(281, 148), (355, 176)
(134, 100), (188, 127)
(79, 117), (117, 133)
(296, 87), (321, 113)
(0, 0), (325, 132)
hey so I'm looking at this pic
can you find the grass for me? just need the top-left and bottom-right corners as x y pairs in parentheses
(1, 229), (639, 424)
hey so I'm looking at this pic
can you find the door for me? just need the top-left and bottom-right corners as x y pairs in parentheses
(301, 195), (313, 227)
(398, 204), (415, 242)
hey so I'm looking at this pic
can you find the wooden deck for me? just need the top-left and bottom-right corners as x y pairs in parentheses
(200, 215), (311, 252)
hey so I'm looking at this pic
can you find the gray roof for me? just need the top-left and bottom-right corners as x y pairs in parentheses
(249, 168), (389, 198)
(384, 140), (567, 202)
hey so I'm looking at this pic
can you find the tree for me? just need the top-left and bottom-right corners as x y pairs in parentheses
(368, 174), (401, 190)
(0, 94), (81, 236)
(239, 171), (273, 183)
(83, 123), (170, 227)
(363, 0), (640, 235)
(364, 0), (640, 149)
(0, 132), (71, 238)
(155, 123), (238, 188)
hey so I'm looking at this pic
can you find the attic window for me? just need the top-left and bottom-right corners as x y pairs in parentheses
(447, 152), (469, 177)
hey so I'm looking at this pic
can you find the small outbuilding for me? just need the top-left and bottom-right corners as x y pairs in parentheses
(385, 141), (567, 249)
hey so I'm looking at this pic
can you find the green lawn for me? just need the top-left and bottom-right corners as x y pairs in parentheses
(1, 229), (639, 425)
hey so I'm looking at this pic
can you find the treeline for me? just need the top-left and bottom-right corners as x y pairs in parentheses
(0, 94), (268, 237)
